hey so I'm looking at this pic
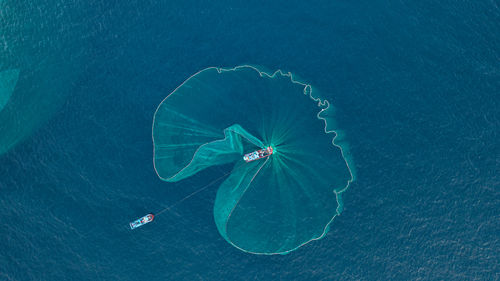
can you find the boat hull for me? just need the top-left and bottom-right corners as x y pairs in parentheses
(243, 146), (273, 163)
(129, 214), (155, 229)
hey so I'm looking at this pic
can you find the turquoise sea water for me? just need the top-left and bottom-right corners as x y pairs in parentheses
(0, 0), (498, 280)
(0, 69), (19, 111)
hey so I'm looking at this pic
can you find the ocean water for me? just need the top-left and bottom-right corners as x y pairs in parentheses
(0, 0), (498, 280)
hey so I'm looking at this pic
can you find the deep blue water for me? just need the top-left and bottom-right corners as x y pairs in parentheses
(0, 0), (498, 280)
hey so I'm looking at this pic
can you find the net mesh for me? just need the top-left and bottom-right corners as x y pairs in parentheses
(153, 66), (354, 254)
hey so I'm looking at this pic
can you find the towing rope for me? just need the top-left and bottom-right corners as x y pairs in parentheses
(155, 171), (231, 216)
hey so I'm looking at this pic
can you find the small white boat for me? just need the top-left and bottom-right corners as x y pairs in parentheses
(129, 214), (154, 229)
(243, 146), (273, 163)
